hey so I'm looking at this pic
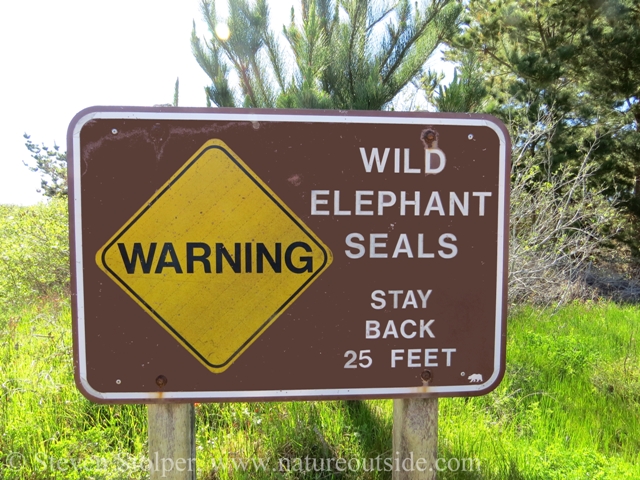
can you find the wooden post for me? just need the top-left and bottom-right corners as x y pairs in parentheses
(392, 398), (438, 480)
(148, 403), (196, 480)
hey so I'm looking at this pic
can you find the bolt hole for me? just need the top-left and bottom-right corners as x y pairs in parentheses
(156, 375), (168, 388)
(112, 129), (118, 135)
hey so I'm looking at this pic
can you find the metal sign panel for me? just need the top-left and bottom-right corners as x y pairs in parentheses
(68, 107), (510, 403)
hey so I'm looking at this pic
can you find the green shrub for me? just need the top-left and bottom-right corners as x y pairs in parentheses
(508, 111), (626, 305)
(0, 199), (69, 308)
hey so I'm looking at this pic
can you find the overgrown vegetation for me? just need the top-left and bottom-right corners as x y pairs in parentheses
(0, 200), (69, 309)
(507, 111), (628, 304)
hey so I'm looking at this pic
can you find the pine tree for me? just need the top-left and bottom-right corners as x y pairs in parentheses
(421, 51), (488, 113)
(173, 77), (180, 107)
(448, 0), (640, 249)
(575, 0), (640, 209)
(23, 134), (68, 198)
(191, 0), (463, 110)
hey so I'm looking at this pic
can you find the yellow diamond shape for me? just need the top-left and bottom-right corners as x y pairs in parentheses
(96, 139), (332, 373)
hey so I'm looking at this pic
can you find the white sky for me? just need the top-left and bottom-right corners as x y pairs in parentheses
(0, 0), (451, 205)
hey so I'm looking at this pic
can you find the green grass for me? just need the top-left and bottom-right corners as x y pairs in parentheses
(1, 299), (638, 479)
(0, 299), (148, 479)
(438, 302), (640, 479)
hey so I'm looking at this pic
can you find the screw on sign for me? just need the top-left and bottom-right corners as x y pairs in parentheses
(68, 107), (509, 403)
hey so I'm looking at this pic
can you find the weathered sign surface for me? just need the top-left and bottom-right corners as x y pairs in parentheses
(68, 107), (510, 403)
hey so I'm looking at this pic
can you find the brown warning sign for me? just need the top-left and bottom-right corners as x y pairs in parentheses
(68, 107), (510, 403)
